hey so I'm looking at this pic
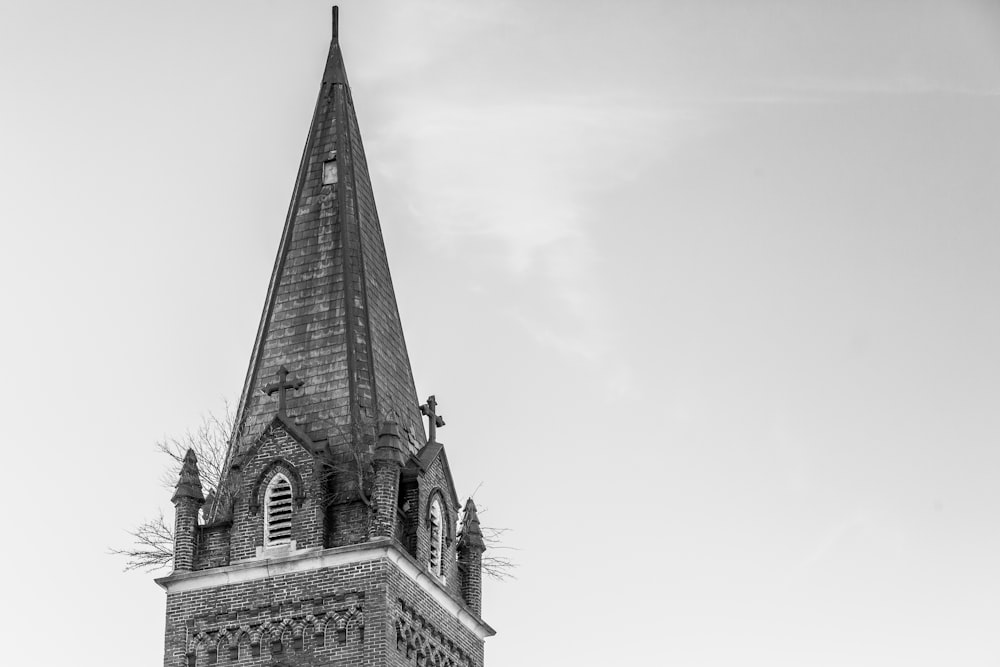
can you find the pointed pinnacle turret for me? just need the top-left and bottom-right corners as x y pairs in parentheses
(375, 420), (406, 465)
(171, 449), (205, 504)
(459, 498), (485, 551)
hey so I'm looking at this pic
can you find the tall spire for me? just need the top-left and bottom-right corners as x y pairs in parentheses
(230, 8), (425, 461)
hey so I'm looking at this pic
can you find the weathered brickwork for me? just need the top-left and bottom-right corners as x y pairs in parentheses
(387, 567), (484, 667)
(175, 497), (201, 572)
(163, 556), (485, 667)
(412, 455), (462, 599)
(456, 552), (483, 618)
(371, 458), (402, 540)
(327, 498), (370, 548)
(196, 524), (231, 570)
(164, 561), (383, 667)
(232, 424), (326, 560)
(190, 420), (475, 577)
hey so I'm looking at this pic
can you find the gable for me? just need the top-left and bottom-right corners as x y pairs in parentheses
(409, 441), (460, 509)
(210, 417), (318, 517)
(235, 414), (320, 466)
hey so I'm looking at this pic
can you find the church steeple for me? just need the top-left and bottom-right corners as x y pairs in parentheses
(157, 12), (494, 666)
(230, 6), (426, 467)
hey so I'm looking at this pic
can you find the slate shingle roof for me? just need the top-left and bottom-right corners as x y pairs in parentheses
(228, 20), (426, 469)
(172, 449), (205, 504)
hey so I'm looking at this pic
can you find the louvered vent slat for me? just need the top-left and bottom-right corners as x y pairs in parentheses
(265, 474), (294, 547)
(428, 498), (444, 577)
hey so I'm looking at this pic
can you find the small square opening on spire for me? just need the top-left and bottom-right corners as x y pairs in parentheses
(323, 154), (338, 185)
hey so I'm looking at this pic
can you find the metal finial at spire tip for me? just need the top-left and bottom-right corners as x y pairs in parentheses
(332, 6), (339, 42)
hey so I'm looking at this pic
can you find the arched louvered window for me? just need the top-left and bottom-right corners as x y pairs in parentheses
(265, 473), (293, 547)
(428, 496), (444, 577)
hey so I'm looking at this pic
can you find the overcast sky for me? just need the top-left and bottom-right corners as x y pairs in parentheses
(2, 1), (1000, 665)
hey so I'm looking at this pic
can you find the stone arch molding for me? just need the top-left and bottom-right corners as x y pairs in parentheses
(249, 458), (306, 515)
(424, 488), (455, 545)
(394, 600), (473, 667)
(185, 604), (365, 666)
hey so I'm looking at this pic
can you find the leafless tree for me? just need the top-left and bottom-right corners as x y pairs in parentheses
(154, 408), (232, 497)
(480, 525), (518, 582)
(112, 410), (516, 581)
(110, 407), (237, 572)
(110, 510), (176, 572)
(462, 498), (519, 582)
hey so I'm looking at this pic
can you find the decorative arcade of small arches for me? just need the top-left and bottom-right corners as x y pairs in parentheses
(184, 607), (364, 666)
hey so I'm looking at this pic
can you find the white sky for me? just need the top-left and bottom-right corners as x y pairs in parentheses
(2, 1), (1000, 665)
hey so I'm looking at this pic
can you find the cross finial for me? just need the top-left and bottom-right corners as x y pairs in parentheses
(263, 366), (305, 416)
(419, 395), (446, 444)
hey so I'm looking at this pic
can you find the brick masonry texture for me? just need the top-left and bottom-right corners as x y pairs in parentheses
(164, 560), (381, 667)
(175, 497), (201, 572)
(371, 459), (401, 540)
(227, 424), (326, 563)
(411, 455), (462, 600)
(389, 565), (483, 667)
(190, 424), (466, 599)
(164, 558), (483, 667)
(171, 412), (488, 666)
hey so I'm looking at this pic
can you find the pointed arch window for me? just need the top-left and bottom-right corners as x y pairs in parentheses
(265, 473), (294, 546)
(428, 496), (444, 578)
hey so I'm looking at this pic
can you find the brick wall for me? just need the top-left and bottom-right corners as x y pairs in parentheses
(230, 425), (325, 562)
(387, 564), (484, 667)
(181, 420), (483, 615)
(195, 524), (231, 571)
(164, 560), (384, 667)
(163, 557), (485, 667)
(326, 498), (369, 548)
(414, 457), (461, 600)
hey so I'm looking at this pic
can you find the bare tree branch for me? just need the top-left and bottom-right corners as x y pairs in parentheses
(462, 500), (519, 582)
(113, 408), (235, 574)
(109, 511), (175, 573)
(482, 554), (518, 582)
(318, 420), (376, 508)
(155, 405), (233, 494)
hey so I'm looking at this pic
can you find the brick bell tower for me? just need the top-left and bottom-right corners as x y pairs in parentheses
(156, 8), (495, 666)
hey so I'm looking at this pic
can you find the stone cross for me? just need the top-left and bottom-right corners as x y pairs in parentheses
(419, 395), (446, 444)
(263, 366), (305, 416)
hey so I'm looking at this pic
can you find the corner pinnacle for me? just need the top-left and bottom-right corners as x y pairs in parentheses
(458, 497), (485, 551)
(172, 448), (205, 504)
